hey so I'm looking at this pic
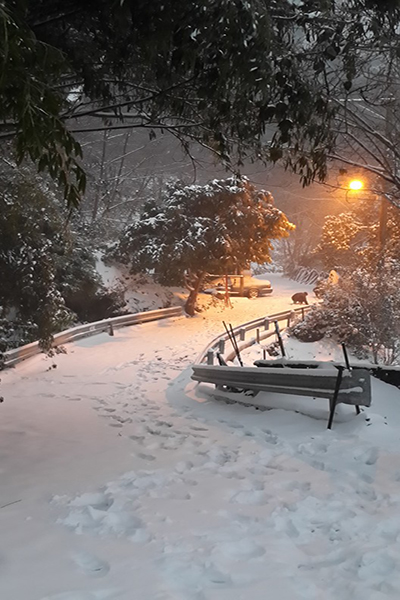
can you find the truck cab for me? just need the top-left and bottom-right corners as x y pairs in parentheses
(206, 273), (273, 298)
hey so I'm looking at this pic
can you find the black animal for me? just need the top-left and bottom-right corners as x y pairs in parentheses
(291, 292), (308, 305)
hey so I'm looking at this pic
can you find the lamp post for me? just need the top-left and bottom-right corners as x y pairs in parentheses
(378, 195), (387, 249)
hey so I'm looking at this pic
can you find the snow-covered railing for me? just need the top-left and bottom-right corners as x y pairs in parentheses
(195, 306), (311, 365)
(290, 266), (325, 285)
(2, 306), (184, 369)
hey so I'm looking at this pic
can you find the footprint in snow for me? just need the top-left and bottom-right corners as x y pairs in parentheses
(175, 461), (194, 473)
(264, 432), (279, 445)
(310, 460), (326, 471)
(361, 446), (379, 466)
(230, 489), (270, 505)
(358, 550), (395, 580)
(221, 470), (246, 480)
(297, 441), (328, 456)
(129, 435), (145, 443)
(241, 430), (255, 437)
(111, 416), (131, 424)
(283, 481), (311, 493)
(189, 425), (208, 432)
(214, 539), (265, 560)
(355, 484), (377, 502)
(359, 472), (374, 483)
(137, 452), (156, 461)
(72, 551), (110, 577)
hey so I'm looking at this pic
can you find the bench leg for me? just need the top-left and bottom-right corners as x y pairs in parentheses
(327, 367), (344, 430)
(355, 405), (361, 415)
(327, 398), (337, 430)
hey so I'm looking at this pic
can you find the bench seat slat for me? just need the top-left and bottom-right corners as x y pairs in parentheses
(191, 365), (371, 408)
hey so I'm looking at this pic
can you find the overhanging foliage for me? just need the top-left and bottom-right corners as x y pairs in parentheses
(2, 1), (400, 205)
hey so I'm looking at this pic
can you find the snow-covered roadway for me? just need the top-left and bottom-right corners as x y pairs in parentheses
(1, 274), (400, 600)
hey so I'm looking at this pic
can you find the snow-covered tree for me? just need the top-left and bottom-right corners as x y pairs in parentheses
(291, 264), (400, 364)
(297, 193), (400, 364)
(0, 160), (125, 354)
(113, 177), (294, 315)
(0, 170), (73, 350)
(313, 199), (400, 272)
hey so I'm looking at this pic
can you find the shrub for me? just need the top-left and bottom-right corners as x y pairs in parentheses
(290, 264), (400, 364)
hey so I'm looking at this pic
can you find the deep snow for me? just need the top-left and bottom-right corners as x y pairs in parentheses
(1, 274), (400, 600)
(95, 252), (186, 313)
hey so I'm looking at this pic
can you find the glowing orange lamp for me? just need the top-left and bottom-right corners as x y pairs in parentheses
(348, 180), (363, 191)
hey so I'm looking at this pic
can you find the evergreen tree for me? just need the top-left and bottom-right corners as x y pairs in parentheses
(112, 176), (294, 315)
(0, 161), (125, 354)
(0, 167), (72, 350)
(313, 199), (400, 272)
(294, 195), (400, 363)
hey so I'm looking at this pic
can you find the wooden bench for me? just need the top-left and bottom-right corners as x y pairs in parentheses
(191, 361), (371, 428)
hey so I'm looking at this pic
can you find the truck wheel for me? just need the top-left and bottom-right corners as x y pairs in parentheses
(248, 288), (259, 299)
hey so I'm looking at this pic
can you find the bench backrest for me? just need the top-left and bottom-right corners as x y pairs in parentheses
(191, 365), (371, 407)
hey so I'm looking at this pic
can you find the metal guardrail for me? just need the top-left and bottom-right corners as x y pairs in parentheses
(195, 306), (311, 365)
(2, 306), (184, 369)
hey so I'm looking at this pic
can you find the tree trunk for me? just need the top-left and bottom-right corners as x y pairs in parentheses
(184, 272), (206, 316)
(92, 130), (108, 222)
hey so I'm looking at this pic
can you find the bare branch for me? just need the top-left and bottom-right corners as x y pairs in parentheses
(64, 77), (196, 121)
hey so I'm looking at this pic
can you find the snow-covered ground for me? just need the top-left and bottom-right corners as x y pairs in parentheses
(1, 274), (400, 600)
(95, 253), (186, 313)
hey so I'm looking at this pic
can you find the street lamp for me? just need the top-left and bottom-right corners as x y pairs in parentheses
(345, 179), (364, 203)
(349, 179), (363, 191)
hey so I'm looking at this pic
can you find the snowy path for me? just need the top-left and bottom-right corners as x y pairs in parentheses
(2, 274), (400, 600)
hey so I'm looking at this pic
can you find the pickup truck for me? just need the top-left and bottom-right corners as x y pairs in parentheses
(204, 275), (273, 299)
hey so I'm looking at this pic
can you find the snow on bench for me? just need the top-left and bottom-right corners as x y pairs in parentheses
(191, 362), (371, 429)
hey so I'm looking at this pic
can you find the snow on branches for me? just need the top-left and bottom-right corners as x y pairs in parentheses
(112, 176), (294, 315)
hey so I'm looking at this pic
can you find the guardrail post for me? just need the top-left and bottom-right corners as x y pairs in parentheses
(207, 351), (214, 365)
(302, 308), (305, 320)
(239, 329), (245, 341)
(108, 322), (114, 336)
(263, 348), (267, 360)
(274, 320), (286, 358)
(256, 328), (260, 343)
(218, 339), (225, 353)
(264, 318), (269, 330)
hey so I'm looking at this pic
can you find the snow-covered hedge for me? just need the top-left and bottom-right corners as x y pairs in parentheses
(290, 266), (400, 364)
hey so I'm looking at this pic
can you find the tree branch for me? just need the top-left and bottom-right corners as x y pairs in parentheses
(328, 153), (400, 194)
(64, 77), (196, 121)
